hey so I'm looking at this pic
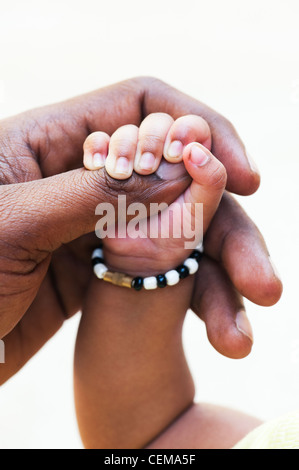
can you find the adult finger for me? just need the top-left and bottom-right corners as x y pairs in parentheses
(203, 192), (283, 306)
(0, 274), (65, 385)
(191, 256), (253, 359)
(4, 77), (259, 196)
(0, 164), (191, 256)
(142, 77), (260, 195)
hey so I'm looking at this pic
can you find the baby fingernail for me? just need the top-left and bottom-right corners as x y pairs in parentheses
(139, 152), (156, 171)
(115, 156), (130, 175)
(236, 310), (254, 343)
(167, 140), (184, 159)
(84, 153), (93, 170)
(190, 144), (210, 166)
(93, 152), (105, 169)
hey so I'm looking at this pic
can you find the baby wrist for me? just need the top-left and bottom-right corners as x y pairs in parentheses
(92, 246), (203, 291)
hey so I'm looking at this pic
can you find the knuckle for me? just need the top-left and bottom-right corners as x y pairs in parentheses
(0, 121), (39, 185)
(140, 133), (165, 152)
(0, 233), (44, 277)
(103, 171), (132, 198)
(136, 76), (163, 88)
(144, 112), (171, 120)
(210, 113), (237, 139)
(111, 126), (138, 156)
(113, 124), (138, 136)
(208, 162), (227, 190)
(102, 171), (153, 202)
(110, 141), (135, 159)
(86, 170), (138, 204)
(171, 124), (193, 141)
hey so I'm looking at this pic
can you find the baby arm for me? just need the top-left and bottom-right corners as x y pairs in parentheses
(74, 113), (227, 449)
(74, 264), (195, 449)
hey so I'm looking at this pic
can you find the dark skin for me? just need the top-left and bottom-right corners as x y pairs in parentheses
(0, 77), (282, 385)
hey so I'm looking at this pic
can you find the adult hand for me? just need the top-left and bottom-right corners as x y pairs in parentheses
(0, 77), (282, 384)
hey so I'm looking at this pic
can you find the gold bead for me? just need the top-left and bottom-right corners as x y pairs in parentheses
(103, 270), (133, 288)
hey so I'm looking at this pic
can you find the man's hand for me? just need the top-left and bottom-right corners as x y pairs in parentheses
(0, 77), (282, 384)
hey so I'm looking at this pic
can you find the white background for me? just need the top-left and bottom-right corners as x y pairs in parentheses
(0, 0), (298, 449)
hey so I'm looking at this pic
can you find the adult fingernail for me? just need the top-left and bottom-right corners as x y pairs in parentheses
(93, 153), (105, 169)
(236, 309), (254, 343)
(246, 151), (260, 175)
(167, 140), (184, 159)
(138, 152), (156, 171)
(115, 156), (130, 175)
(269, 256), (282, 281)
(190, 144), (210, 166)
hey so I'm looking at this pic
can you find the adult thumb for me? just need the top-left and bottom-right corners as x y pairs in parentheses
(0, 164), (191, 255)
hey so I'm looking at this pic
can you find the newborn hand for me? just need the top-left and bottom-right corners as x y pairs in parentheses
(83, 113), (226, 277)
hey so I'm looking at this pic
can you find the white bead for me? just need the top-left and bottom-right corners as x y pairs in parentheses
(165, 270), (180, 286)
(92, 248), (103, 259)
(93, 263), (108, 279)
(144, 276), (158, 290)
(184, 258), (199, 275)
(196, 241), (204, 253)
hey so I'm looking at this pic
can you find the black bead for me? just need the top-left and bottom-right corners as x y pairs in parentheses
(189, 250), (203, 262)
(156, 274), (167, 288)
(132, 277), (144, 291)
(176, 265), (190, 279)
(92, 257), (105, 267)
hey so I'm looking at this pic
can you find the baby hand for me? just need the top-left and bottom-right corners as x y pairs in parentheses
(83, 113), (226, 280)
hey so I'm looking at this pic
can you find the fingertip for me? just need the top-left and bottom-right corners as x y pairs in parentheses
(214, 326), (253, 359)
(83, 132), (110, 171)
(164, 140), (184, 162)
(230, 166), (260, 196)
(254, 273), (283, 307)
(165, 142), (184, 162)
(236, 309), (254, 344)
(246, 173), (261, 196)
(105, 155), (133, 180)
(222, 237), (283, 307)
(134, 152), (157, 175)
(84, 152), (106, 171)
(185, 142), (210, 166)
(183, 143), (227, 191)
(204, 310), (253, 360)
(252, 255), (283, 307)
(105, 124), (138, 179)
(246, 151), (261, 184)
(192, 257), (253, 359)
(221, 148), (261, 195)
(268, 257), (283, 303)
(208, 115), (261, 195)
(163, 114), (212, 163)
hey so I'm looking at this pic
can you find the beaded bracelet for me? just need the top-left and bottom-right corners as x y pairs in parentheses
(91, 244), (203, 291)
